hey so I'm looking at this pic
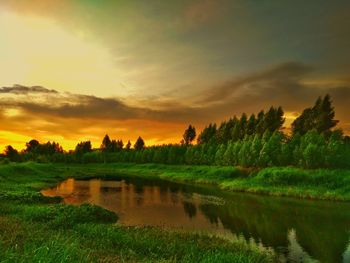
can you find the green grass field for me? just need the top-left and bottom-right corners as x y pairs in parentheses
(0, 162), (276, 262)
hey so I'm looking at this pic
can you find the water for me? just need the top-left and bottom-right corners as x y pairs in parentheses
(42, 176), (350, 263)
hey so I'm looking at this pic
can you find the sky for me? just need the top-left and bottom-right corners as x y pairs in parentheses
(0, 0), (349, 150)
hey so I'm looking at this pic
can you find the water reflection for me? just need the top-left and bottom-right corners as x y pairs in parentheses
(42, 177), (350, 263)
(342, 238), (350, 263)
(285, 229), (318, 263)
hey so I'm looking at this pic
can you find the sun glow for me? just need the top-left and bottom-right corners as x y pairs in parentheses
(3, 108), (21, 117)
(0, 131), (32, 150)
(0, 11), (125, 97)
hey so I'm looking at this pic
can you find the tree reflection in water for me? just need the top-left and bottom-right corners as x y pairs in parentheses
(42, 177), (350, 263)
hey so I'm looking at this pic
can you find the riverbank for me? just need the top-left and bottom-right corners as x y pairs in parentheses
(61, 162), (350, 201)
(0, 162), (275, 262)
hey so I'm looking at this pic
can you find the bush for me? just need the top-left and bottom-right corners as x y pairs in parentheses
(23, 204), (118, 228)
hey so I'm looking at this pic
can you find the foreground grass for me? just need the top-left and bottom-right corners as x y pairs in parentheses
(62, 162), (350, 201)
(0, 162), (275, 262)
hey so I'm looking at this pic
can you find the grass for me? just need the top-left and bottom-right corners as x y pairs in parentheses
(0, 162), (276, 262)
(221, 167), (350, 201)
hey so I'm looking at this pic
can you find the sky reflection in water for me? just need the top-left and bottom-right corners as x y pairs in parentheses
(42, 177), (350, 263)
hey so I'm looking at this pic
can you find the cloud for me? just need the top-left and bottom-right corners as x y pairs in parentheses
(0, 85), (190, 149)
(15, 95), (146, 120)
(1, 62), (350, 129)
(197, 62), (312, 105)
(1, 61), (350, 151)
(194, 62), (350, 130)
(0, 85), (203, 123)
(0, 84), (58, 94)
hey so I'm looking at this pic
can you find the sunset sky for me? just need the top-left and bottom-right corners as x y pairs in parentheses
(0, 0), (349, 150)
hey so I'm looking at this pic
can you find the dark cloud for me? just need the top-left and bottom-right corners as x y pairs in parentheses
(0, 84), (58, 94)
(1, 62), (350, 134)
(198, 62), (312, 105)
(194, 62), (350, 130)
(12, 96), (204, 123)
(16, 95), (147, 120)
(0, 86), (202, 123)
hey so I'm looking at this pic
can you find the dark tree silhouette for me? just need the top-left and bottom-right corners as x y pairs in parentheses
(40, 141), (63, 155)
(75, 141), (92, 155)
(116, 140), (124, 150)
(4, 145), (19, 161)
(246, 114), (257, 135)
(25, 139), (39, 153)
(109, 139), (124, 152)
(125, 140), (132, 150)
(255, 110), (265, 134)
(183, 125), (196, 145)
(263, 106), (285, 132)
(134, 136), (145, 150)
(315, 94), (338, 133)
(101, 134), (111, 151)
(292, 94), (338, 135)
(197, 123), (217, 144)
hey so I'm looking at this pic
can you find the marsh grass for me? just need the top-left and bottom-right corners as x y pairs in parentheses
(220, 167), (350, 200)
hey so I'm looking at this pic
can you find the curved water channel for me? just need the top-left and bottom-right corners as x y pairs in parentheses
(42, 176), (350, 263)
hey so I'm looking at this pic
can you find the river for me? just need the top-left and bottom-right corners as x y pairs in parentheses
(42, 176), (350, 263)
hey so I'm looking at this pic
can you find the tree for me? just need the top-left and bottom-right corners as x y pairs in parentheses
(259, 131), (283, 167)
(25, 139), (39, 153)
(303, 144), (324, 169)
(274, 106), (285, 131)
(207, 145), (217, 164)
(183, 125), (196, 145)
(238, 137), (253, 167)
(231, 123), (241, 142)
(75, 141), (92, 155)
(250, 134), (263, 167)
(291, 108), (313, 135)
(134, 136), (145, 150)
(117, 140), (124, 150)
(263, 106), (285, 132)
(289, 133), (302, 166)
(40, 141), (63, 155)
(215, 144), (226, 165)
(246, 114), (256, 136)
(299, 130), (325, 168)
(223, 141), (234, 165)
(109, 139), (124, 152)
(101, 134), (111, 152)
(315, 94), (338, 134)
(215, 121), (227, 144)
(255, 110), (265, 134)
(228, 115), (246, 142)
(4, 145), (18, 161)
(238, 113), (248, 137)
(226, 117), (239, 142)
(326, 130), (346, 168)
(185, 146), (195, 164)
(125, 140), (131, 150)
(292, 95), (338, 135)
(197, 123), (217, 144)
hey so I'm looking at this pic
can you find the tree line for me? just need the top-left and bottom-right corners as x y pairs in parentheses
(2, 94), (350, 168)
